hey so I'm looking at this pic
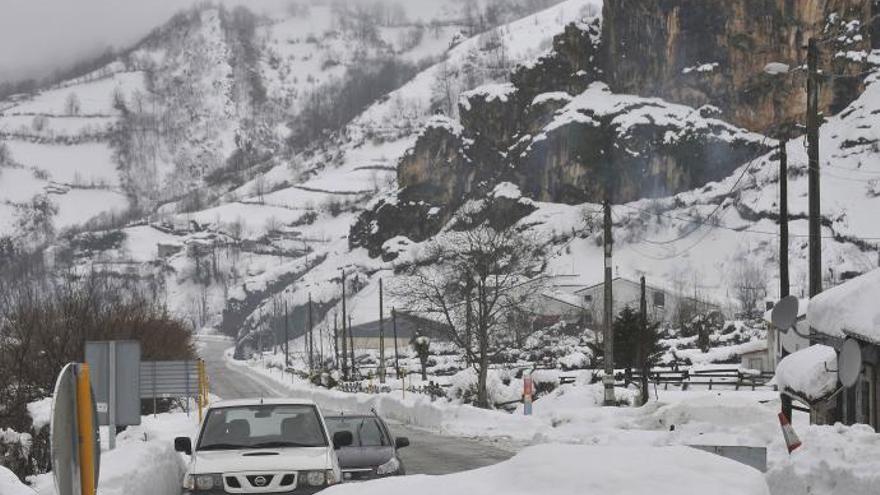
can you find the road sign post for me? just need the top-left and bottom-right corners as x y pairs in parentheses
(85, 340), (142, 450)
(523, 375), (533, 416)
(76, 364), (97, 495)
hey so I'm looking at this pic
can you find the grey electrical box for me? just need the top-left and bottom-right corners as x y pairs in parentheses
(689, 445), (767, 472)
(85, 340), (142, 427)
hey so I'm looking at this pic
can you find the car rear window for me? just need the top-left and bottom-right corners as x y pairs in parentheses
(325, 417), (389, 447)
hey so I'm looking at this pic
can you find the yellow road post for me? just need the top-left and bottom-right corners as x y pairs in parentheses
(76, 364), (96, 495)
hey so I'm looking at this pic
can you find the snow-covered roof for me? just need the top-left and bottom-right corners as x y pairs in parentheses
(808, 268), (880, 344)
(541, 289), (586, 309)
(774, 344), (838, 404)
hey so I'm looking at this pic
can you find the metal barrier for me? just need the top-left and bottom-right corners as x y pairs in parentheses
(140, 360), (209, 420)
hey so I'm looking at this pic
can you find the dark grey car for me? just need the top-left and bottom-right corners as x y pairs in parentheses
(324, 414), (409, 481)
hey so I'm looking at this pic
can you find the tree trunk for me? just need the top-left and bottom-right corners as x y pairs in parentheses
(476, 356), (489, 408)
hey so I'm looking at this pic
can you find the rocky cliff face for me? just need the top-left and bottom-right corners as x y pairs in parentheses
(602, 0), (876, 134)
(352, 1), (878, 257)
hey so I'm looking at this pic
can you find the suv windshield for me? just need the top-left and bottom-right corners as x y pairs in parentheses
(198, 404), (327, 450)
(324, 417), (389, 447)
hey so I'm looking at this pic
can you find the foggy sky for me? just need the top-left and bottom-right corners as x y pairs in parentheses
(0, 0), (293, 85)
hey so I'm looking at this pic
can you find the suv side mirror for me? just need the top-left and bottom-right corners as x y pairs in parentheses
(395, 437), (410, 449)
(333, 431), (353, 450)
(174, 437), (192, 455)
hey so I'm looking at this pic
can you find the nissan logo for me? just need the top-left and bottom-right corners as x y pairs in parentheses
(253, 476), (268, 487)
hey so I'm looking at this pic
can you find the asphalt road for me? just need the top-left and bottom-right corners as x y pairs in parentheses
(197, 338), (513, 476)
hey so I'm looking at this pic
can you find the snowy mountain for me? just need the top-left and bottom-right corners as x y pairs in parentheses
(2, 0), (879, 358)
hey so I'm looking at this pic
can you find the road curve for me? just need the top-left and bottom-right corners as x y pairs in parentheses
(196, 337), (514, 475)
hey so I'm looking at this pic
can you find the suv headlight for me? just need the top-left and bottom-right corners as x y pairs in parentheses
(376, 456), (401, 475)
(183, 474), (222, 491)
(299, 470), (335, 487)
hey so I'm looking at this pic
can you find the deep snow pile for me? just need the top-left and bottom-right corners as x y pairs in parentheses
(766, 422), (880, 495)
(324, 444), (770, 495)
(28, 412), (195, 495)
(774, 345), (838, 402)
(0, 465), (34, 495)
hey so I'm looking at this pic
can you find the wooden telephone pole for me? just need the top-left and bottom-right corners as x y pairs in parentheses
(284, 300), (290, 370)
(348, 314), (356, 378)
(779, 140), (790, 299)
(807, 37), (822, 299)
(308, 293), (314, 373)
(333, 313), (339, 368)
(639, 276), (649, 406)
(340, 270), (349, 379)
(379, 278), (386, 383)
(603, 198), (615, 406)
(392, 308), (400, 376)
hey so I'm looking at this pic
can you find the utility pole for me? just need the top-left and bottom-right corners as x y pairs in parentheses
(465, 294), (472, 367)
(778, 139), (794, 421)
(333, 313), (340, 369)
(639, 276), (649, 406)
(779, 140), (790, 298)
(340, 270), (349, 379)
(379, 279), (386, 383)
(348, 314), (356, 378)
(603, 198), (615, 406)
(392, 308), (400, 377)
(308, 293), (314, 373)
(284, 300), (290, 371)
(807, 37), (822, 299)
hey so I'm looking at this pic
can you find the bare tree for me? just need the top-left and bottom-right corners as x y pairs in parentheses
(253, 173), (267, 204)
(394, 222), (544, 408)
(732, 259), (767, 318)
(64, 92), (81, 116)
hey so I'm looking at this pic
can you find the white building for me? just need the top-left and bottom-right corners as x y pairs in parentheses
(574, 277), (718, 326)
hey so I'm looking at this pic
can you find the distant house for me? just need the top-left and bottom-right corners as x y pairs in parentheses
(740, 341), (771, 372)
(346, 312), (451, 350)
(575, 277), (718, 326)
(157, 242), (183, 258)
(532, 290), (588, 328)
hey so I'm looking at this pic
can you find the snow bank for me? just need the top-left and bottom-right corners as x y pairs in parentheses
(767, 423), (880, 495)
(0, 465), (35, 495)
(29, 412), (194, 495)
(324, 444), (770, 495)
(774, 345), (838, 403)
(808, 268), (880, 344)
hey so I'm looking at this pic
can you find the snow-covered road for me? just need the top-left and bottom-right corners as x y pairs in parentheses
(198, 338), (514, 475)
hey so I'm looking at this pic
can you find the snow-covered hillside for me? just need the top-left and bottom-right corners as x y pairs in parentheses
(3, 0), (559, 246)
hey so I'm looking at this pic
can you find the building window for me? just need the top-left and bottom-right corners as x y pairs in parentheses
(653, 291), (665, 308)
(584, 294), (593, 303)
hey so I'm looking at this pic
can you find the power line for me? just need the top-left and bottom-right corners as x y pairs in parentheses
(635, 136), (772, 246)
(618, 202), (880, 241)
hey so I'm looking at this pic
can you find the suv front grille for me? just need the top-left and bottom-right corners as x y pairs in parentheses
(246, 474), (275, 488)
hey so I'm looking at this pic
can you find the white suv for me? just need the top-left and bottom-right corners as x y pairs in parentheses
(175, 399), (352, 495)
